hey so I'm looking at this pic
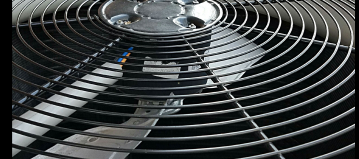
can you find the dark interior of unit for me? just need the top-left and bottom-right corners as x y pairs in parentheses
(12, 4), (355, 159)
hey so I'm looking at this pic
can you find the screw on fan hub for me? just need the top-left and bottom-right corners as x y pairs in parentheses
(98, 0), (223, 35)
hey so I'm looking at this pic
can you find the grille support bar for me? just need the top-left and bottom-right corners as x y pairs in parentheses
(12, 37), (122, 157)
(183, 37), (285, 159)
(12, 37), (120, 110)
(12, 17), (93, 28)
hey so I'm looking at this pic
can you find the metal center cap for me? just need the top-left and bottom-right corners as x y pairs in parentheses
(98, 0), (223, 35)
(135, 1), (184, 19)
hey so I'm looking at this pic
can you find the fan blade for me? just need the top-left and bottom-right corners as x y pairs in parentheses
(34, 97), (183, 159)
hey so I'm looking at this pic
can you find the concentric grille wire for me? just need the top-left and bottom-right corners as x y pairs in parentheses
(12, 0), (355, 158)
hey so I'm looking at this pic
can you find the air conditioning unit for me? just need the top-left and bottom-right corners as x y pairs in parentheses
(12, 0), (355, 158)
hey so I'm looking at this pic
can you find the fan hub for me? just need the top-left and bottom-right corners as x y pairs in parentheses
(98, 0), (223, 35)
(135, 1), (184, 19)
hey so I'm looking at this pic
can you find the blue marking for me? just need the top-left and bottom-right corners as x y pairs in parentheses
(117, 47), (133, 62)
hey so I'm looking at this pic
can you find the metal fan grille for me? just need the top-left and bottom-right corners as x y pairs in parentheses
(12, 0), (355, 159)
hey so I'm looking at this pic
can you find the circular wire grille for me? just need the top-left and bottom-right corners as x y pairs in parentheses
(12, 0), (355, 158)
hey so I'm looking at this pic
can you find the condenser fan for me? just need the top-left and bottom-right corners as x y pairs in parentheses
(12, 0), (355, 159)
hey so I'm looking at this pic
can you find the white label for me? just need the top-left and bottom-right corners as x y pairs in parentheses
(143, 57), (180, 79)
(188, 65), (201, 71)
